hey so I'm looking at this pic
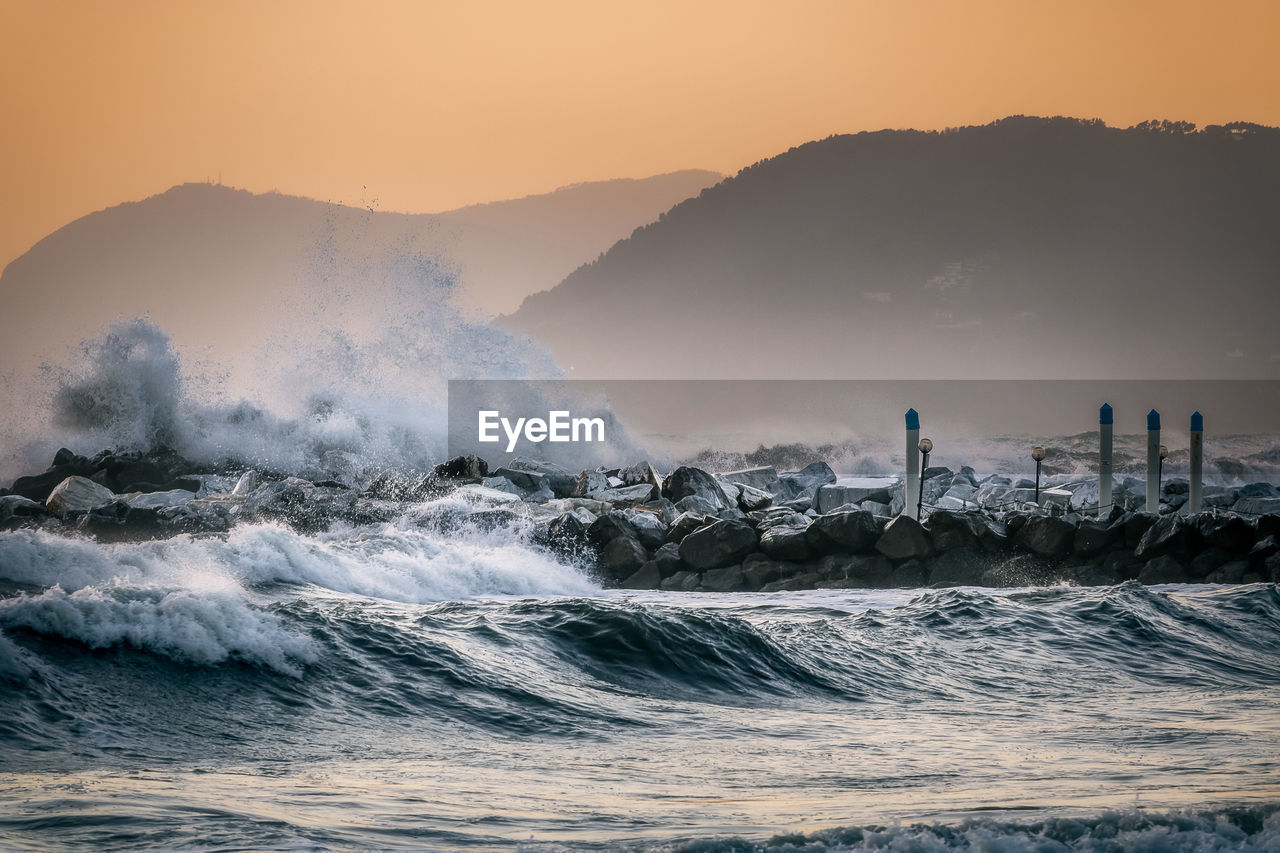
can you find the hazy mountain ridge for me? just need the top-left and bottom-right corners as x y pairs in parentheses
(505, 117), (1280, 379)
(0, 170), (721, 381)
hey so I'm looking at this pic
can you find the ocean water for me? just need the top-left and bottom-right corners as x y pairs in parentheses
(2, 505), (1279, 851)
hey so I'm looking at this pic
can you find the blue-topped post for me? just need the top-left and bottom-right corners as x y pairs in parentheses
(1146, 409), (1161, 512)
(1189, 411), (1204, 513)
(1099, 403), (1113, 518)
(904, 408), (920, 519)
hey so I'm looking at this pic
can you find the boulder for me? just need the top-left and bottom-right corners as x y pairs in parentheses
(535, 512), (593, 562)
(599, 536), (648, 580)
(678, 519), (758, 571)
(875, 515), (933, 560)
(666, 511), (711, 544)
(1014, 516), (1076, 558)
(1139, 554), (1190, 584)
(1204, 561), (1251, 584)
(735, 484), (773, 512)
(1250, 535), (1280, 561)
(45, 476), (118, 513)
(620, 561), (662, 590)
(1135, 515), (1199, 560)
(815, 484), (893, 513)
(719, 466), (782, 495)
(1121, 513), (1158, 549)
(674, 494), (722, 517)
(758, 524), (814, 561)
(700, 565), (747, 592)
(660, 570), (701, 591)
(505, 457), (577, 497)
(1198, 515), (1254, 554)
(761, 572), (823, 592)
(926, 510), (981, 552)
(432, 454), (489, 480)
(1232, 497), (1280, 516)
(572, 470), (610, 497)
(883, 559), (928, 588)
(0, 494), (45, 522)
(840, 554), (895, 587)
(622, 510), (668, 551)
(124, 489), (197, 510)
(588, 483), (660, 504)
(619, 461), (663, 490)
(1073, 520), (1121, 556)
(587, 512), (638, 547)
(1188, 547), (1232, 579)
(742, 553), (794, 588)
(651, 542), (685, 577)
(662, 466), (735, 512)
(482, 476), (525, 496)
(927, 547), (989, 587)
(231, 470), (263, 496)
(806, 510), (879, 555)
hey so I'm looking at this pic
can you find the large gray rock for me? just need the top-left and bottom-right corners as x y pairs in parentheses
(572, 470), (609, 498)
(619, 460), (663, 489)
(758, 524), (814, 561)
(720, 466), (782, 495)
(927, 548), (989, 586)
(678, 519), (758, 570)
(620, 561), (662, 590)
(875, 515), (933, 560)
(599, 536), (648, 580)
(926, 510), (981, 552)
(505, 457), (577, 497)
(660, 570), (701, 591)
(806, 510), (880, 555)
(815, 484), (893, 514)
(700, 565), (747, 592)
(1231, 497), (1280, 516)
(588, 483), (660, 504)
(45, 476), (118, 512)
(587, 511), (637, 547)
(662, 466), (735, 512)
(735, 484), (773, 512)
(1014, 516), (1076, 558)
(433, 454), (489, 480)
(621, 509), (668, 550)
(1139, 554), (1190, 584)
(1073, 520), (1121, 556)
(1135, 515), (1199, 560)
(1197, 515), (1254, 554)
(666, 511), (711, 544)
(742, 553), (795, 588)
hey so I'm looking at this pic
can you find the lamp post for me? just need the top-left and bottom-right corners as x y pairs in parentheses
(917, 437), (933, 519)
(1032, 446), (1046, 504)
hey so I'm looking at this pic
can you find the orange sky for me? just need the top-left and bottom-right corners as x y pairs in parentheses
(2, 0), (1278, 273)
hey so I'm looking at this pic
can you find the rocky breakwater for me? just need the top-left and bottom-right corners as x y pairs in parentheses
(528, 461), (1280, 591)
(5, 448), (1280, 589)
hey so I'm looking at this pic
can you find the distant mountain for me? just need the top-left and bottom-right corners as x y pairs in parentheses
(504, 118), (1280, 379)
(0, 170), (721, 382)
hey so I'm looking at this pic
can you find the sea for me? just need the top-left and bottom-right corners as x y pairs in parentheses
(2, 504), (1278, 851)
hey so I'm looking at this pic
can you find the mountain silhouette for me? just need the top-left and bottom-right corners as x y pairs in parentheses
(504, 117), (1280, 379)
(0, 171), (721, 384)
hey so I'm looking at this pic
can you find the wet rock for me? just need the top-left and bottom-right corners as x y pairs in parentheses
(651, 542), (685, 577)
(620, 561), (662, 590)
(742, 553), (793, 588)
(928, 547), (989, 586)
(761, 571), (822, 592)
(1073, 520), (1121, 556)
(0, 494), (46, 523)
(735, 484), (773, 512)
(926, 510), (981, 552)
(432, 454), (489, 480)
(1188, 547), (1232, 579)
(1198, 515), (1254, 554)
(678, 519), (758, 571)
(719, 466), (782, 496)
(45, 476), (118, 513)
(588, 483), (660, 504)
(1014, 516), (1076, 558)
(758, 524), (814, 561)
(875, 515), (933, 560)
(660, 570), (701, 591)
(1135, 515), (1199, 560)
(623, 510), (668, 551)
(1120, 512), (1158, 549)
(806, 510), (880, 555)
(124, 489), (197, 510)
(662, 466), (735, 512)
(535, 513), (593, 563)
(505, 457), (577, 497)
(619, 461), (663, 490)
(700, 565), (747, 592)
(1139, 554), (1190, 584)
(674, 495), (722, 517)
(1250, 535), (1279, 561)
(572, 470), (610, 498)
(600, 536), (648, 580)
(883, 559), (927, 588)
(666, 511), (711, 544)
(587, 511), (637, 547)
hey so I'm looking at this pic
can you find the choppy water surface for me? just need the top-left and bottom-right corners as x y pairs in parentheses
(1, 520), (1279, 850)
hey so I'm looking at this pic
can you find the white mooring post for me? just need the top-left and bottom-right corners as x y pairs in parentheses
(1189, 411), (1204, 514)
(1146, 409), (1161, 512)
(1099, 403), (1113, 518)
(905, 408), (920, 520)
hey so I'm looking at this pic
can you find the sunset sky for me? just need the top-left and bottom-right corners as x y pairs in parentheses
(3, 0), (1278, 273)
